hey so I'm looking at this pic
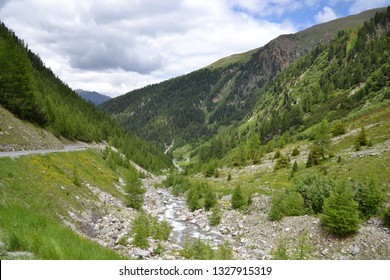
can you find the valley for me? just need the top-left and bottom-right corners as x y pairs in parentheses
(1, 7), (390, 261)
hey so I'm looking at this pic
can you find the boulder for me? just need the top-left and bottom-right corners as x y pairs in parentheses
(132, 248), (151, 258)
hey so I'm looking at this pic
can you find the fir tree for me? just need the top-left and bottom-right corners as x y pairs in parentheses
(292, 161), (298, 173)
(231, 185), (246, 210)
(204, 188), (217, 211)
(126, 177), (145, 210)
(292, 147), (300, 156)
(321, 183), (360, 236)
(209, 204), (222, 226)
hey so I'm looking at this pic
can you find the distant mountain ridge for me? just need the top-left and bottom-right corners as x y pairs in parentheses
(75, 89), (111, 106)
(101, 7), (386, 145)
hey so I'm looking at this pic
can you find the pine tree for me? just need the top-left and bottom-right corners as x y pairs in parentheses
(354, 181), (383, 219)
(204, 188), (217, 211)
(126, 176), (145, 210)
(292, 147), (300, 156)
(292, 161), (298, 173)
(321, 183), (360, 236)
(306, 145), (323, 167)
(131, 212), (150, 248)
(357, 126), (368, 147)
(209, 204), (222, 226)
(231, 185), (246, 210)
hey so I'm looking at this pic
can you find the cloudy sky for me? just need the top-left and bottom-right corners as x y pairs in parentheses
(0, 0), (388, 97)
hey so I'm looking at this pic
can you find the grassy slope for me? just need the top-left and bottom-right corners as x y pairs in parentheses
(0, 105), (63, 151)
(194, 103), (390, 208)
(0, 149), (130, 259)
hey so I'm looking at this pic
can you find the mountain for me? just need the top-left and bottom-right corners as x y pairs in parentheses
(100, 7), (386, 145)
(0, 21), (171, 171)
(192, 7), (390, 166)
(75, 89), (111, 106)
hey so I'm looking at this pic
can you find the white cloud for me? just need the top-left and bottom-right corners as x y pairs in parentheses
(314, 6), (338, 23)
(0, 0), (297, 97)
(349, 0), (389, 14)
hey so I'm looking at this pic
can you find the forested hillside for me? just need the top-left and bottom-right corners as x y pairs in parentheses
(101, 8), (385, 146)
(0, 22), (171, 171)
(193, 7), (390, 166)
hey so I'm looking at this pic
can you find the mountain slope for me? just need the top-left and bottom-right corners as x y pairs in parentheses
(0, 22), (171, 171)
(191, 7), (390, 167)
(101, 7), (386, 145)
(75, 89), (111, 106)
(0, 105), (63, 151)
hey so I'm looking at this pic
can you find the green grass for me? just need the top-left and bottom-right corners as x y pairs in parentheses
(0, 149), (132, 259)
(206, 48), (258, 69)
(192, 101), (390, 209)
(0, 202), (125, 259)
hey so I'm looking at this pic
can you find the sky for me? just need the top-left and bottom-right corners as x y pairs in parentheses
(0, 0), (389, 97)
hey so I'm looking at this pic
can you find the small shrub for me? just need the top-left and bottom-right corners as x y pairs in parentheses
(292, 147), (300, 156)
(274, 155), (290, 171)
(154, 242), (164, 255)
(272, 231), (312, 260)
(181, 238), (214, 260)
(292, 161), (298, 173)
(180, 238), (233, 260)
(186, 182), (215, 212)
(306, 145), (323, 167)
(331, 121), (346, 137)
(131, 212), (171, 248)
(294, 174), (333, 214)
(357, 126), (368, 147)
(231, 185), (246, 210)
(126, 177), (145, 210)
(271, 238), (289, 260)
(204, 165), (215, 178)
(216, 241), (234, 260)
(118, 235), (128, 246)
(269, 191), (304, 221)
(151, 219), (171, 241)
(131, 212), (150, 248)
(187, 187), (202, 212)
(291, 231), (312, 260)
(353, 181), (383, 219)
(227, 173), (232, 181)
(209, 204), (222, 226)
(204, 189), (217, 211)
(321, 183), (360, 236)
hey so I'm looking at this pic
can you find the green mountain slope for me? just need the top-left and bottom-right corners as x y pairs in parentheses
(0, 22), (171, 171)
(100, 7), (385, 145)
(192, 7), (390, 166)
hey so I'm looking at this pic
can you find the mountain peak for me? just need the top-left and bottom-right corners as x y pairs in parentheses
(75, 89), (111, 106)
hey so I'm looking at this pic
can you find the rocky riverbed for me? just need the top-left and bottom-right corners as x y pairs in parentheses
(63, 173), (389, 260)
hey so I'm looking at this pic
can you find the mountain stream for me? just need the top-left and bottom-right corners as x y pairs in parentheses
(143, 177), (226, 248)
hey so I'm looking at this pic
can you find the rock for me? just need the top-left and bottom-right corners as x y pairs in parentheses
(253, 249), (266, 258)
(219, 227), (230, 234)
(93, 224), (100, 232)
(348, 245), (360, 255)
(321, 248), (329, 256)
(132, 248), (151, 258)
(7, 251), (34, 259)
(0, 241), (5, 248)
